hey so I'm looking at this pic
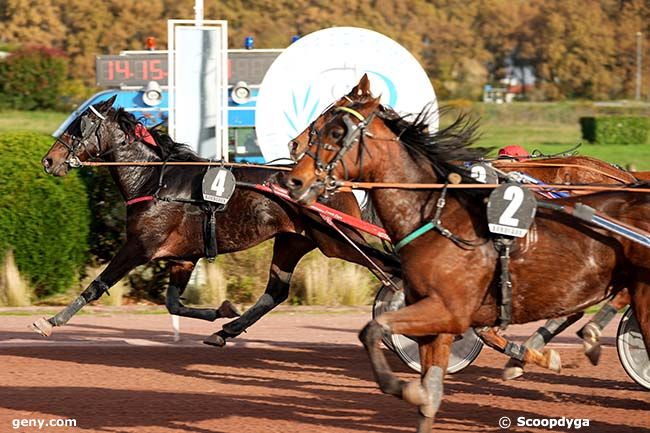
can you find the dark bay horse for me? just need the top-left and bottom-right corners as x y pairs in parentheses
(284, 76), (650, 432)
(35, 95), (400, 345)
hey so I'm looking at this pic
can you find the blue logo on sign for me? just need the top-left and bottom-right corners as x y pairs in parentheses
(282, 71), (397, 141)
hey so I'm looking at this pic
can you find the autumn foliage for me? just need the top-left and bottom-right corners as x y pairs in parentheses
(0, 0), (648, 101)
(0, 46), (68, 110)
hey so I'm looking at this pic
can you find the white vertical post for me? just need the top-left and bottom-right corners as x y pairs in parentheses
(195, 0), (204, 27)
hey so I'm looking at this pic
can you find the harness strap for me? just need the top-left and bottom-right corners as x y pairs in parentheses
(89, 105), (106, 120)
(204, 207), (218, 261)
(126, 195), (155, 206)
(395, 221), (436, 252)
(336, 106), (366, 121)
(494, 237), (514, 329)
(394, 184), (449, 252)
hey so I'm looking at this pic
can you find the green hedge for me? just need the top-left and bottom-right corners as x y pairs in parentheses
(579, 116), (650, 145)
(0, 132), (90, 297)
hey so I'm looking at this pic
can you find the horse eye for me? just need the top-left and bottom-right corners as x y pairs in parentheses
(329, 127), (344, 140)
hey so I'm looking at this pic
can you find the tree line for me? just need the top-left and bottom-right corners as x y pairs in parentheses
(0, 0), (648, 100)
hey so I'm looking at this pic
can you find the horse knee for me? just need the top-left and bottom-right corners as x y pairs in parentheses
(267, 266), (292, 304)
(359, 320), (389, 348)
(81, 279), (110, 303)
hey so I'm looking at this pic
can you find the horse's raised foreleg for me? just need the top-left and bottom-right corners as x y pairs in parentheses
(360, 295), (464, 431)
(30, 242), (149, 337)
(165, 260), (240, 322)
(203, 233), (315, 347)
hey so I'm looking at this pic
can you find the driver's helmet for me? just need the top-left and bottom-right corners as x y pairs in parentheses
(498, 145), (529, 161)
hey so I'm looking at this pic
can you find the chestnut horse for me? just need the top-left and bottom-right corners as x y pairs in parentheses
(284, 76), (650, 432)
(288, 87), (643, 379)
(35, 95), (400, 345)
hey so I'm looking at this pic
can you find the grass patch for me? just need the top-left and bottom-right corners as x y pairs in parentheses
(0, 110), (67, 135)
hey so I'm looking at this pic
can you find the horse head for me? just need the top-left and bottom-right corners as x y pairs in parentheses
(288, 73), (377, 162)
(42, 95), (159, 177)
(284, 75), (486, 205)
(284, 75), (387, 204)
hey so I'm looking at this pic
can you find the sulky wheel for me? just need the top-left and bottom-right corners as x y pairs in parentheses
(617, 308), (650, 390)
(372, 279), (484, 374)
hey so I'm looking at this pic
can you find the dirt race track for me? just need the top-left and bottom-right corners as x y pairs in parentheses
(0, 307), (648, 433)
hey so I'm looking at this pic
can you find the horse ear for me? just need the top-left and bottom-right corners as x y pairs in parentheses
(347, 73), (372, 100)
(100, 94), (117, 113)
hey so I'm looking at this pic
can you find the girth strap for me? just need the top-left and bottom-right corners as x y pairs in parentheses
(494, 236), (514, 329)
(204, 206), (218, 261)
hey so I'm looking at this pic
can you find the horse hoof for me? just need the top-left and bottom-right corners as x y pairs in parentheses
(503, 359), (525, 380)
(218, 300), (241, 318)
(29, 317), (53, 337)
(203, 332), (227, 347)
(545, 349), (562, 373)
(402, 379), (429, 407)
(584, 341), (601, 366)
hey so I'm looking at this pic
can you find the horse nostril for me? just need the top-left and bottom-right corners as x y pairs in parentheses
(43, 158), (52, 169)
(286, 176), (303, 190)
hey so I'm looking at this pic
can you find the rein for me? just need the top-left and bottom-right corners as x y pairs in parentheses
(491, 161), (634, 184)
(77, 161), (294, 171)
(337, 181), (650, 194)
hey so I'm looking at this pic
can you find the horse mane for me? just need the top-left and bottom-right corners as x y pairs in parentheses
(377, 104), (490, 181)
(111, 108), (205, 162)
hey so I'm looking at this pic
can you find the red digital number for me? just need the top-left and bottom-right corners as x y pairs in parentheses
(136, 60), (148, 81)
(149, 60), (166, 81)
(107, 60), (115, 81)
(114, 60), (132, 79)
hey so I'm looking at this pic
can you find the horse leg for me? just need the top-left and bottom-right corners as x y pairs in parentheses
(203, 233), (315, 347)
(630, 283), (650, 357)
(30, 242), (149, 337)
(475, 325), (564, 380)
(577, 289), (629, 365)
(401, 335), (452, 433)
(499, 314), (582, 380)
(360, 296), (464, 431)
(165, 260), (240, 322)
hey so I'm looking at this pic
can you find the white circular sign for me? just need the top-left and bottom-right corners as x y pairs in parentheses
(255, 27), (438, 162)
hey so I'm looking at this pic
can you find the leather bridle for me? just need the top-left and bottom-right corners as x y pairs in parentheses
(297, 105), (376, 197)
(57, 105), (108, 168)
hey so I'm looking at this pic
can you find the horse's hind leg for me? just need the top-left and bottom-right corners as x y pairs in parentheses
(203, 233), (316, 347)
(31, 242), (149, 337)
(474, 325), (565, 380)
(165, 260), (240, 322)
(577, 289), (629, 365)
(630, 282), (650, 356)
